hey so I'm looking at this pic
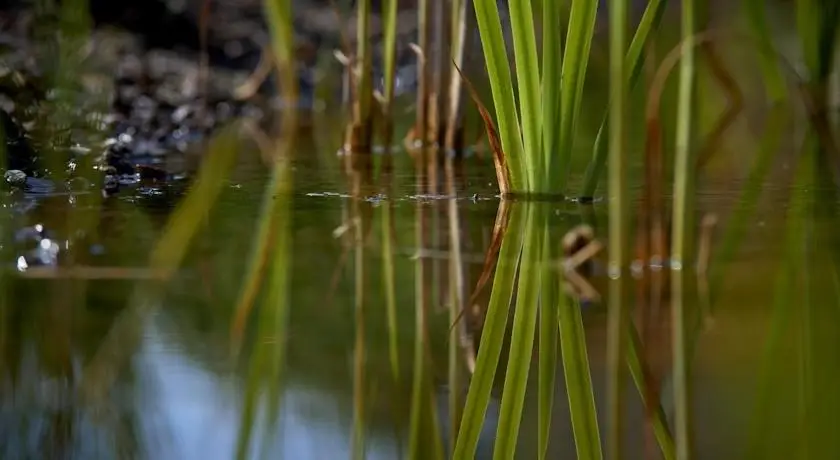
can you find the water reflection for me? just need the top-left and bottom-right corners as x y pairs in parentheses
(141, 316), (402, 460)
(1, 140), (840, 459)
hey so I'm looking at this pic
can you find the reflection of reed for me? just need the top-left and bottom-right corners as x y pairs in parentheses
(350, 152), (371, 460)
(379, 161), (401, 386)
(443, 154), (473, 449)
(407, 144), (444, 460)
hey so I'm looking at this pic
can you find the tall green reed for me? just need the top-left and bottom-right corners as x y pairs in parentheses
(380, 0), (398, 149)
(580, 0), (668, 198)
(472, 0), (669, 196)
(743, 0), (787, 102)
(444, 0), (469, 153)
(671, 1), (697, 458)
(355, 0), (373, 147)
(606, 0), (628, 458)
(452, 202), (525, 458)
(408, 199), (445, 460)
(537, 227), (559, 459)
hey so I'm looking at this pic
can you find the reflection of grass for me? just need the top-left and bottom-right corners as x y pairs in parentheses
(453, 203), (525, 457)
(234, 0), (298, 458)
(8, 1), (840, 459)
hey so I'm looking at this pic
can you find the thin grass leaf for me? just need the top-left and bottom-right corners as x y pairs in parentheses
(557, 0), (599, 191)
(471, 0), (527, 190)
(506, 0), (542, 190)
(743, 0), (787, 101)
(581, 0), (668, 198)
(453, 203), (527, 458)
(450, 199), (512, 335)
(455, 63), (511, 195)
(671, 0), (697, 457)
(558, 294), (603, 460)
(627, 324), (676, 460)
(382, 0), (398, 106)
(537, 224), (559, 459)
(606, 0), (629, 457)
(493, 205), (542, 459)
(541, 0), (563, 189)
(445, 0), (468, 152)
(380, 0), (398, 149)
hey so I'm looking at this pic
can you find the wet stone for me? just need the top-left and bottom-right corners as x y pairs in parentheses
(4, 169), (26, 187)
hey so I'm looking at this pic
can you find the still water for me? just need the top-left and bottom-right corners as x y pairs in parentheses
(2, 117), (839, 460)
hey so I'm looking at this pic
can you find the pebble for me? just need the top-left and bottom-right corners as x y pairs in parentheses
(4, 169), (26, 187)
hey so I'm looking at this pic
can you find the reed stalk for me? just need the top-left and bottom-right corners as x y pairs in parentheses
(556, 0), (598, 192)
(409, 195), (444, 460)
(580, 0), (668, 198)
(351, 198), (368, 460)
(493, 204), (541, 458)
(671, 1), (696, 458)
(541, 0), (563, 191)
(444, 158), (467, 451)
(352, 0), (373, 152)
(453, 203), (526, 458)
(381, 198), (400, 385)
(444, 0), (469, 154)
(537, 224), (559, 459)
(471, 0), (526, 190)
(506, 0), (542, 191)
(606, 0), (628, 458)
(415, 0), (431, 148)
(381, 0), (398, 148)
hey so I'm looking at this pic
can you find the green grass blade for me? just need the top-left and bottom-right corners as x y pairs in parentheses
(382, 0), (398, 107)
(580, 0), (668, 198)
(672, 0), (696, 458)
(626, 325), (676, 460)
(538, 224), (559, 459)
(506, 0), (542, 190)
(493, 205), (542, 459)
(743, 0), (787, 101)
(606, 0), (628, 458)
(453, 203), (527, 458)
(542, 0), (563, 191)
(472, 0), (527, 190)
(557, 0), (599, 191)
(558, 295), (603, 460)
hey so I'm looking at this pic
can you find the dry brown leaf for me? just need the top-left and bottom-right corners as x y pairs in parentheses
(452, 62), (510, 195)
(448, 199), (512, 333)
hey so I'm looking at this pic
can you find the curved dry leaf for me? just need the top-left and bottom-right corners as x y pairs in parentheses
(452, 62), (510, 195)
